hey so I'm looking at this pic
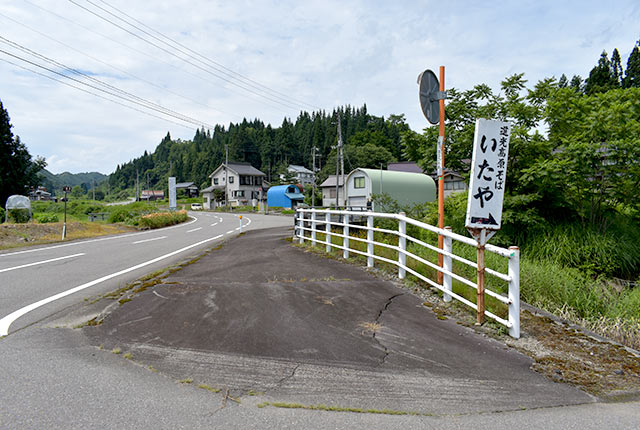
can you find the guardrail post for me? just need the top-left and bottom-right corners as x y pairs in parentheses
(508, 246), (520, 339)
(367, 215), (374, 268)
(443, 227), (453, 302)
(298, 211), (305, 244)
(325, 212), (331, 252)
(398, 212), (406, 279)
(311, 211), (317, 246)
(343, 213), (350, 259)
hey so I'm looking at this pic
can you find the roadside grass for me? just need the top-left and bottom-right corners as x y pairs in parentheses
(298, 222), (640, 350)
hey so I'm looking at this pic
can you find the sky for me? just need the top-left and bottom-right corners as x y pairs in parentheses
(1, 0), (638, 175)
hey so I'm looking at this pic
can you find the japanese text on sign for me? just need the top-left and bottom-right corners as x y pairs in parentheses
(465, 119), (511, 230)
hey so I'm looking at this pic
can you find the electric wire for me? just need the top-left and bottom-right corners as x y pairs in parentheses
(94, 0), (322, 112)
(20, 0), (292, 116)
(0, 47), (209, 129)
(0, 57), (193, 130)
(67, 0), (304, 112)
(0, 36), (216, 129)
(0, 11), (241, 121)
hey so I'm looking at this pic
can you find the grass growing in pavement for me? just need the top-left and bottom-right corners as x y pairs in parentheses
(256, 402), (431, 416)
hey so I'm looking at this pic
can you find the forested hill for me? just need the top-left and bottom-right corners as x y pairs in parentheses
(38, 169), (107, 194)
(108, 105), (411, 192)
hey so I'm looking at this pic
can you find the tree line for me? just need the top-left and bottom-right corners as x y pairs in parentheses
(108, 105), (410, 193)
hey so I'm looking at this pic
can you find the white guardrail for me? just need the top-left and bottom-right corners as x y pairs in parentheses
(294, 208), (520, 338)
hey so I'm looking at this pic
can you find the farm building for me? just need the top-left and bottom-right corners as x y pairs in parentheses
(267, 184), (305, 209)
(345, 168), (436, 210)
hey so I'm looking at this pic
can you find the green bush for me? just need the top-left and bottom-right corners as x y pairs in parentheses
(7, 208), (31, 223)
(138, 210), (188, 229)
(36, 213), (59, 223)
(0, 207), (4, 223)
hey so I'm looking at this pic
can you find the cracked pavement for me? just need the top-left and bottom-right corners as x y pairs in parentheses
(81, 226), (594, 415)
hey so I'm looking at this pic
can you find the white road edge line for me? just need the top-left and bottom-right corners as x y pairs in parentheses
(187, 227), (202, 233)
(0, 216), (199, 258)
(226, 230), (234, 234)
(210, 223), (218, 227)
(132, 236), (167, 244)
(0, 233), (223, 336)
(0, 253), (85, 274)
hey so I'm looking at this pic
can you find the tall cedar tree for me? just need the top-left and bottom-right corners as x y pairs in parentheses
(584, 51), (619, 94)
(624, 43), (640, 88)
(0, 100), (46, 207)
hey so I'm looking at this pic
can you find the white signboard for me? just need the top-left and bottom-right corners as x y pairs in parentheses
(465, 119), (511, 231)
(168, 176), (177, 210)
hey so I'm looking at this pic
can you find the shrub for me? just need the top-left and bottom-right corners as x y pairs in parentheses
(0, 207), (4, 223)
(138, 210), (188, 229)
(36, 213), (59, 223)
(7, 208), (31, 223)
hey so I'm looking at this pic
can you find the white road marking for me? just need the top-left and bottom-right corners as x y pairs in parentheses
(210, 223), (218, 227)
(226, 230), (235, 234)
(0, 216), (199, 258)
(0, 253), (85, 274)
(133, 236), (167, 244)
(0, 233), (224, 336)
(187, 227), (202, 233)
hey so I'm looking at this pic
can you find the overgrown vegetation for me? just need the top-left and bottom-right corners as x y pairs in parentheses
(138, 210), (188, 229)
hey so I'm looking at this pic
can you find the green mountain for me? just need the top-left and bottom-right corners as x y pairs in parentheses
(38, 169), (107, 195)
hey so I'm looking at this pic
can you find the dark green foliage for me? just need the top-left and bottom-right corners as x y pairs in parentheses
(584, 51), (620, 94)
(36, 213), (59, 223)
(107, 105), (409, 195)
(7, 208), (31, 223)
(0, 207), (4, 223)
(0, 100), (46, 206)
(623, 43), (640, 88)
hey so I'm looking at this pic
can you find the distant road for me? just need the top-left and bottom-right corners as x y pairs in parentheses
(105, 197), (136, 206)
(0, 212), (292, 336)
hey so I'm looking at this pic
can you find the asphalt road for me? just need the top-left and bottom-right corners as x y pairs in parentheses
(1, 220), (639, 429)
(0, 212), (291, 335)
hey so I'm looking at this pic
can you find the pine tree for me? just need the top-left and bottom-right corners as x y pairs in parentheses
(611, 48), (623, 87)
(0, 100), (46, 206)
(623, 42), (640, 88)
(558, 74), (568, 88)
(569, 75), (584, 92)
(584, 51), (617, 94)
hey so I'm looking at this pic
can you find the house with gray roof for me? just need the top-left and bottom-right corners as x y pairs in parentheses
(203, 162), (266, 208)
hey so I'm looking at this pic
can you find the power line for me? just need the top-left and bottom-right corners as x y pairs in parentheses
(94, 0), (323, 112)
(0, 10), (241, 121)
(0, 36), (216, 129)
(0, 46), (212, 129)
(0, 57), (193, 130)
(67, 0), (305, 112)
(19, 0), (292, 116)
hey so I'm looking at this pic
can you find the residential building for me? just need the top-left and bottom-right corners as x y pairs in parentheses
(285, 164), (315, 188)
(203, 162), (266, 208)
(175, 182), (199, 198)
(319, 175), (346, 207)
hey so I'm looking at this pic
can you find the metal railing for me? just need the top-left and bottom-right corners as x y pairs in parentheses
(294, 208), (520, 338)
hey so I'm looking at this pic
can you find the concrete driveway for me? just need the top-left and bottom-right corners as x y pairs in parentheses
(83, 226), (594, 415)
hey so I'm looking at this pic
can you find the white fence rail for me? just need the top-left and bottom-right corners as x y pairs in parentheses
(294, 208), (520, 338)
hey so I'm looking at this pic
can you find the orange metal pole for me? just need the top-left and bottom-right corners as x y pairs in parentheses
(437, 66), (445, 285)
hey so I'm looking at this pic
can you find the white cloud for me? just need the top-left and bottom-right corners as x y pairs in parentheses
(0, 0), (638, 174)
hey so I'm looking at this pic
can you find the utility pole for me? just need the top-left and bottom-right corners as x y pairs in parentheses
(136, 169), (139, 202)
(92, 180), (95, 201)
(335, 115), (343, 208)
(225, 143), (229, 210)
(312, 146), (319, 207)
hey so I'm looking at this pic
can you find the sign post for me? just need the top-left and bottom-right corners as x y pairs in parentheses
(168, 177), (177, 210)
(465, 119), (511, 324)
(418, 67), (448, 284)
(61, 186), (71, 240)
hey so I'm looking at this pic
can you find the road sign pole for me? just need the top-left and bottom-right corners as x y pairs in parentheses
(437, 66), (446, 285)
(476, 230), (486, 324)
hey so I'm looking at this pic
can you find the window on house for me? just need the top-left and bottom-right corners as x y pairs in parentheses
(233, 190), (245, 197)
(229, 176), (234, 183)
(213, 178), (218, 185)
(329, 188), (336, 198)
(354, 177), (365, 189)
